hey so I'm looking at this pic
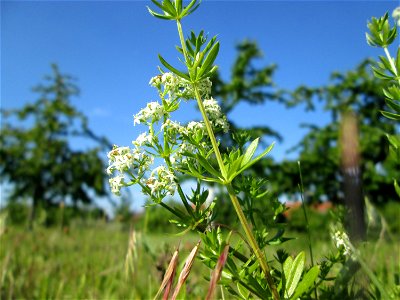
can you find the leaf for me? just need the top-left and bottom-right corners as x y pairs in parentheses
(196, 154), (221, 179)
(158, 55), (190, 80)
(394, 180), (400, 198)
(385, 98), (400, 113)
(290, 265), (319, 300)
(181, 0), (201, 18)
(197, 42), (220, 79)
(285, 251), (305, 298)
(386, 134), (400, 149)
(151, 0), (165, 11)
(396, 47), (400, 73)
(241, 138), (259, 167)
(161, 0), (177, 17)
(371, 66), (394, 80)
(381, 110), (400, 120)
(236, 142), (274, 176)
(283, 255), (293, 282)
(175, 0), (182, 14)
(147, 7), (172, 20)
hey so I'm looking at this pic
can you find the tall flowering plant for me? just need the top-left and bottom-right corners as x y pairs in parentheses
(107, 1), (322, 298)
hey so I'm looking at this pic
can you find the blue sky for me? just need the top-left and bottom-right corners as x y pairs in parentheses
(1, 0), (398, 211)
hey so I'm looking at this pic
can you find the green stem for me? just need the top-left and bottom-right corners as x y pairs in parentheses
(226, 184), (280, 300)
(298, 162), (318, 300)
(193, 85), (227, 179)
(177, 20), (190, 65)
(383, 47), (400, 85)
(176, 19), (279, 299)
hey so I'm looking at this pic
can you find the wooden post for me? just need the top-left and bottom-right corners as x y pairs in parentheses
(340, 112), (366, 242)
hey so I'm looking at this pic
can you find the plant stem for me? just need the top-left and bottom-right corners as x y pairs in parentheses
(176, 20), (279, 299)
(193, 86), (227, 179)
(383, 47), (400, 85)
(226, 184), (280, 300)
(298, 161), (318, 300)
(193, 84), (279, 299)
(176, 20), (190, 65)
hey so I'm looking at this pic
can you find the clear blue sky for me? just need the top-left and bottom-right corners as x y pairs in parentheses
(1, 0), (397, 211)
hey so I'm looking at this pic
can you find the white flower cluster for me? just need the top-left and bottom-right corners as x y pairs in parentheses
(203, 98), (229, 133)
(107, 145), (153, 196)
(149, 73), (212, 100)
(107, 146), (135, 174)
(109, 175), (125, 196)
(393, 7), (400, 27)
(332, 231), (353, 257)
(133, 132), (154, 147)
(146, 166), (176, 197)
(134, 101), (166, 125)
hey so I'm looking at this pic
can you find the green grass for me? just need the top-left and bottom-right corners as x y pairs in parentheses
(0, 223), (208, 300)
(1, 214), (399, 299)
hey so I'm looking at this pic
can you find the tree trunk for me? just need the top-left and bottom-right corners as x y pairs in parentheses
(28, 186), (42, 230)
(340, 112), (366, 242)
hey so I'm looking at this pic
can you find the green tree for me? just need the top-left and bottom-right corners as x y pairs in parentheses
(211, 41), (398, 205)
(0, 64), (111, 228)
(270, 60), (399, 204)
(212, 40), (285, 144)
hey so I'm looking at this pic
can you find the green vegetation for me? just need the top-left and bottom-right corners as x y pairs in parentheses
(1, 2), (399, 299)
(0, 64), (111, 229)
(1, 205), (398, 299)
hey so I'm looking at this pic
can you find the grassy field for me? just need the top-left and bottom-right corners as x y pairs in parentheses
(1, 206), (399, 299)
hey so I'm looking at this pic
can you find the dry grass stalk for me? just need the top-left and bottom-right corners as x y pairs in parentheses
(124, 230), (139, 279)
(171, 241), (201, 300)
(206, 244), (230, 300)
(154, 247), (179, 300)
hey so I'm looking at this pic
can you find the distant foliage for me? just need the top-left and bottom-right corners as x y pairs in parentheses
(0, 64), (111, 228)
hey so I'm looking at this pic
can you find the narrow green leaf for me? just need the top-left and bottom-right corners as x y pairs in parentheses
(162, 0), (177, 16)
(396, 47), (400, 72)
(236, 142), (275, 175)
(241, 138), (259, 167)
(283, 256), (293, 280)
(197, 42), (219, 79)
(196, 154), (221, 178)
(394, 180), (400, 198)
(158, 55), (190, 80)
(386, 134), (400, 149)
(226, 158), (243, 182)
(285, 251), (305, 298)
(379, 56), (395, 75)
(175, 45), (184, 55)
(381, 110), (400, 120)
(151, 0), (165, 11)
(372, 66), (394, 80)
(147, 7), (172, 20)
(385, 98), (400, 113)
(181, 0), (200, 17)
(290, 266), (319, 300)
(175, 0), (182, 14)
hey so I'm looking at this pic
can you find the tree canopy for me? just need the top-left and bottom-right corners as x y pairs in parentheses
(0, 64), (111, 227)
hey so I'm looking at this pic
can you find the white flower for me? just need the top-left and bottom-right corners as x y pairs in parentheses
(203, 98), (229, 133)
(332, 231), (352, 257)
(107, 146), (135, 174)
(134, 101), (166, 125)
(109, 175), (125, 196)
(393, 7), (400, 27)
(149, 75), (162, 88)
(133, 132), (153, 147)
(146, 166), (176, 197)
(197, 77), (212, 98)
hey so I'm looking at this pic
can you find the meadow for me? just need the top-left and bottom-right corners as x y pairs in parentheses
(1, 202), (398, 299)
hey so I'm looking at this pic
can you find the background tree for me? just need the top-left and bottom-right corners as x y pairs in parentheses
(211, 42), (398, 207)
(269, 60), (399, 204)
(0, 64), (111, 228)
